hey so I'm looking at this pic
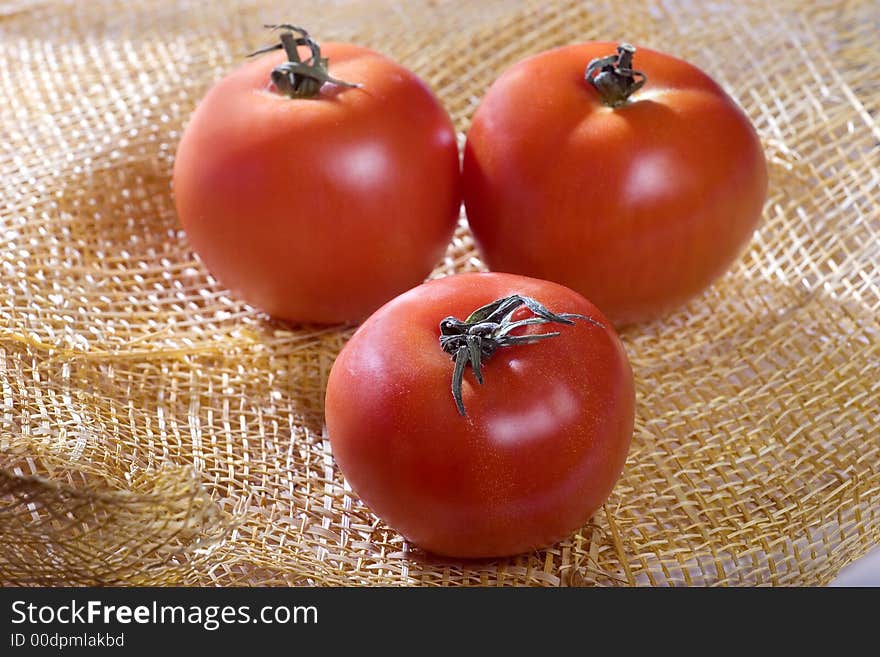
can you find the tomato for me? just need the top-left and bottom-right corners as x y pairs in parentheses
(173, 27), (460, 324)
(463, 42), (767, 326)
(325, 272), (634, 558)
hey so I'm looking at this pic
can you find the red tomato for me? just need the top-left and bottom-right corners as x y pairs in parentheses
(173, 28), (460, 324)
(463, 42), (767, 326)
(325, 272), (634, 558)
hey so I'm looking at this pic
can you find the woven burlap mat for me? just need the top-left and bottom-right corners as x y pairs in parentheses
(1, 0), (878, 586)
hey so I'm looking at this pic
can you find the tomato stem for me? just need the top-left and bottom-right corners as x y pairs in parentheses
(248, 24), (361, 99)
(585, 43), (647, 107)
(439, 295), (603, 416)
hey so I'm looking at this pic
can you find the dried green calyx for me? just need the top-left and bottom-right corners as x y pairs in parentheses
(248, 24), (361, 99)
(439, 295), (602, 416)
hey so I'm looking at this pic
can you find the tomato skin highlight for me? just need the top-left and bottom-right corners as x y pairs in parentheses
(325, 272), (635, 558)
(463, 42), (768, 326)
(173, 43), (461, 324)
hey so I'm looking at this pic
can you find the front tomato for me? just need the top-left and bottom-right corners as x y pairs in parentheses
(325, 272), (634, 558)
(173, 27), (460, 324)
(463, 42), (768, 326)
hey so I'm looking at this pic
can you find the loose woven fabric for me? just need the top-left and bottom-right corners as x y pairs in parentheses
(1, 0), (878, 587)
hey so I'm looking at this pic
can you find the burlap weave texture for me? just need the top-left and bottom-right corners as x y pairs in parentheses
(1, 0), (878, 586)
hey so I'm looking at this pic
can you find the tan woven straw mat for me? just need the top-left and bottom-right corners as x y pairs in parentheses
(1, 0), (878, 587)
